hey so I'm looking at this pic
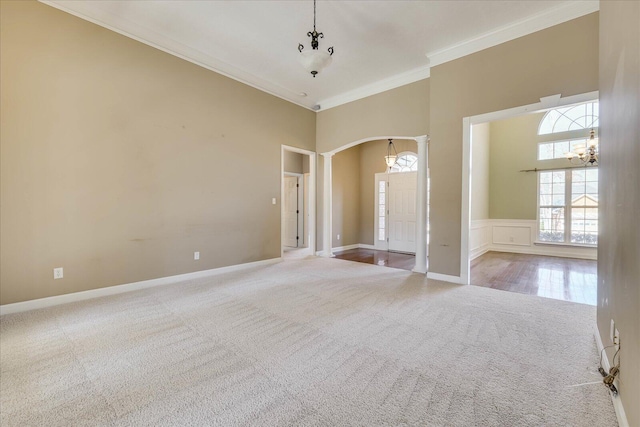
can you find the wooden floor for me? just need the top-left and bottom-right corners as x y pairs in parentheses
(332, 248), (597, 305)
(471, 251), (597, 305)
(333, 248), (416, 271)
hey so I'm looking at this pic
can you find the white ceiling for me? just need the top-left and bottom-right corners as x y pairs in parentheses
(42, 0), (598, 111)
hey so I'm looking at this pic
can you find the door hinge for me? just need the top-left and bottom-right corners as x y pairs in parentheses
(296, 236), (299, 240)
(296, 183), (299, 188)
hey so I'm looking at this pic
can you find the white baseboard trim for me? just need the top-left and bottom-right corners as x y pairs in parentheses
(315, 243), (376, 256)
(470, 219), (597, 260)
(594, 324), (629, 427)
(489, 244), (597, 260)
(426, 272), (464, 285)
(0, 258), (282, 316)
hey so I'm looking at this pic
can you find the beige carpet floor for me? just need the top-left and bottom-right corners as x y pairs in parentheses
(1, 257), (617, 426)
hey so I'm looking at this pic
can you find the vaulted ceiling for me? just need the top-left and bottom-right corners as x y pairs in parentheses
(42, 0), (599, 111)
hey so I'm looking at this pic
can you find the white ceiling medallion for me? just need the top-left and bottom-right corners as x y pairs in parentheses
(297, 0), (334, 78)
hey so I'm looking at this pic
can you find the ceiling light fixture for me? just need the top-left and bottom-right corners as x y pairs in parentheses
(297, 0), (334, 78)
(385, 139), (398, 169)
(566, 128), (598, 166)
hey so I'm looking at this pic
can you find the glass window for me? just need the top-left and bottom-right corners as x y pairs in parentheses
(389, 153), (418, 173)
(538, 101), (599, 135)
(378, 180), (386, 241)
(538, 168), (598, 245)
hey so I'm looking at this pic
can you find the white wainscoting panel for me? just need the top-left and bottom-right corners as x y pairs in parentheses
(470, 220), (491, 260)
(471, 219), (597, 260)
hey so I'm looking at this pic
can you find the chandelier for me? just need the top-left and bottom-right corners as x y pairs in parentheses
(385, 139), (398, 169)
(297, 0), (334, 77)
(566, 129), (598, 166)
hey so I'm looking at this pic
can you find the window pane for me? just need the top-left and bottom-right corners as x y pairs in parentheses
(552, 183), (564, 195)
(379, 193), (385, 204)
(586, 182), (598, 193)
(540, 183), (552, 195)
(539, 143), (554, 160)
(554, 141), (569, 158)
(379, 229), (385, 241)
(552, 195), (565, 205)
(586, 169), (598, 181)
(539, 207), (565, 242)
(540, 172), (552, 184)
(540, 195), (552, 206)
(379, 217), (385, 228)
(379, 181), (386, 193)
(572, 169), (586, 182)
(379, 205), (385, 216)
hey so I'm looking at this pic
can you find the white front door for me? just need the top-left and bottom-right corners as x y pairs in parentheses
(388, 171), (417, 253)
(283, 176), (298, 247)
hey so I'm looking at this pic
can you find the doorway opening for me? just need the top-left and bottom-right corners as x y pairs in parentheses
(323, 136), (429, 273)
(463, 91), (599, 304)
(281, 146), (316, 258)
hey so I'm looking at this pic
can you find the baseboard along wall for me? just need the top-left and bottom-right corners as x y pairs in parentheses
(0, 258), (282, 316)
(470, 219), (597, 261)
(594, 325), (629, 427)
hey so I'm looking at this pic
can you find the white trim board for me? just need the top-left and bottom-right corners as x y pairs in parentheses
(594, 325), (629, 427)
(427, 1), (599, 69)
(41, 1), (598, 113)
(314, 243), (380, 256)
(469, 219), (597, 261)
(0, 258), (282, 316)
(426, 272), (464, 285)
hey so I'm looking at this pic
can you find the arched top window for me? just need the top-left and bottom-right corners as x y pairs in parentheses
(389, 152), (418, 173)
(538, 101), (599, 135)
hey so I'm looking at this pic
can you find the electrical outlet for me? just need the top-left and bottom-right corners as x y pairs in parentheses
(53, 267), (63, 280)
(337, 234), (340, 240)
(614, 328), (620, 351)
(272, 198), (276, 205)
(194, 251), (200, 260)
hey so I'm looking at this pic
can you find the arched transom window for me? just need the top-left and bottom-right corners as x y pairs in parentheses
(538, 101), (599, 135)
(389, 152), (418, 173)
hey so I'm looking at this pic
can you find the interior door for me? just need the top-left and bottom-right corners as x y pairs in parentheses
(283, 176), (298, 247)
(388, 171), (417, 253)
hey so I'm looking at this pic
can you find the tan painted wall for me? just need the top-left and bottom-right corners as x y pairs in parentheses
(429, 13), (599, 276)
(471, 123), (490, 221)
(316, 80), (429, 153)
(487, 112), (591, 220)
(332, 146), (361, 247)
(284, 151), (303, 174)
(358, 139), (417, 245)
(597, 1), (640, 425)
(0, 1), (315, 305)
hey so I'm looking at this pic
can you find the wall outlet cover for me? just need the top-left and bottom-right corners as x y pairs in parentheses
(53, 267), (63, 280)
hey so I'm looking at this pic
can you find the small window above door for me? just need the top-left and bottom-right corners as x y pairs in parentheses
(389, 152), (418, 173)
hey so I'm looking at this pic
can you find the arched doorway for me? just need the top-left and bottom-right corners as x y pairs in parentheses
(321, 135), (429, 273)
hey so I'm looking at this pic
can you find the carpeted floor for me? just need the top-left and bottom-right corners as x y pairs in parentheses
(0, 257), (617, 426)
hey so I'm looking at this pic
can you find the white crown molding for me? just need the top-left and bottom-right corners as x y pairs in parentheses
(39, 0), (598, 113)
(318, 66), (431, 111)
(39, 1), (317, 111)
(0, 258), (282, 315)
(427, 1), (600, 69)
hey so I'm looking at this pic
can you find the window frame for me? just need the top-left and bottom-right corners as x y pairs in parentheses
(536, 168), (598, 247)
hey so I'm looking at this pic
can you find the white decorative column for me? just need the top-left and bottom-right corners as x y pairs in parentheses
(413, 136), (429, 273)
(322, 153), (335, 257)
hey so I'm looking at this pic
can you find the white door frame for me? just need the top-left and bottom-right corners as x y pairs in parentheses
(460, 91), (598, 285)
(281, 145), (316, 257)
(321, 135), (428, 272)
